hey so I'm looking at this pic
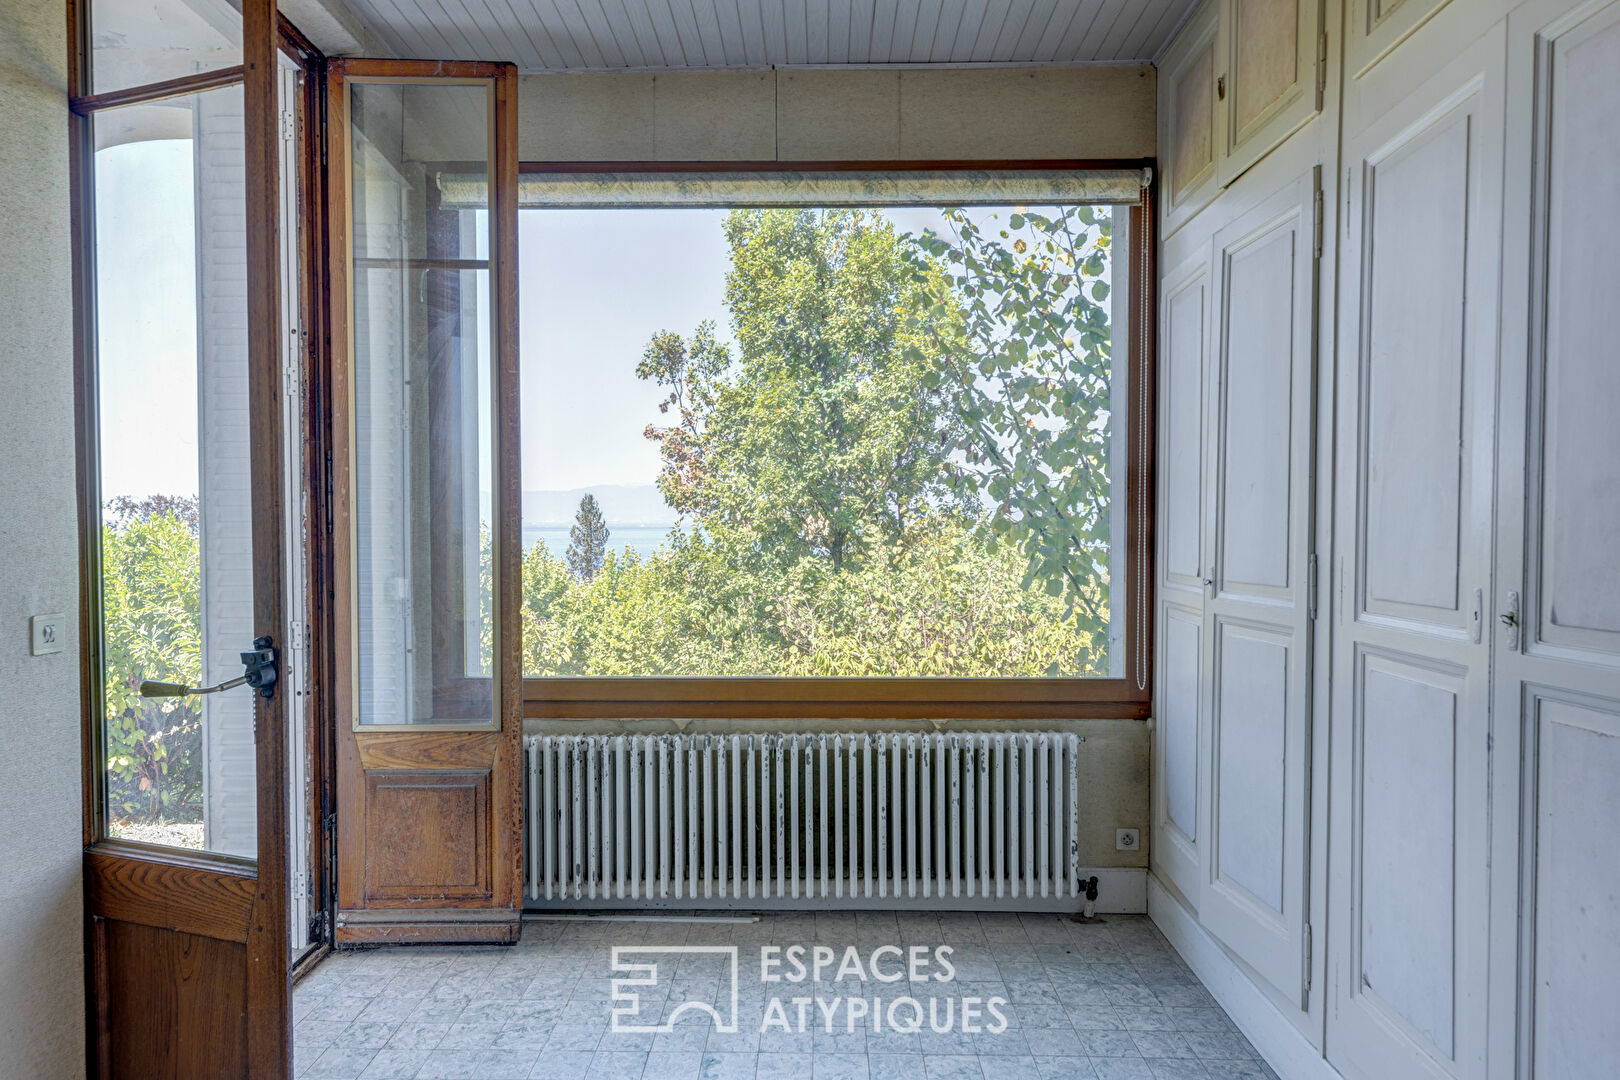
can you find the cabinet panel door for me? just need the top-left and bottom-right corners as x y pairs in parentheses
(1490, 2), (1620, 1076)
(1153, 242), (1214, 900)
(1198, 167), (1318, 1005)
(1159, 2), (1220, 236)
(1216, 0), (1323, 185)
(1346, 0), (1457, 77)
(1326, 33), (1503, 1080)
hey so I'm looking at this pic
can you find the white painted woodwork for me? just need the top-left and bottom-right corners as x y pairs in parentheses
(1212, 625), (1289, 913)
(332, 0), (1198, 71)
(1326, 26), (1502, 1078)
(1345, 0), (1457, 78)
(1533, 3), (1620, 654)
(1357, 655), (1460, 1057)
(1154, 234), (1213, 906)
(1489, 3), (1620, 1078)
(195, 86), (259, 859)
(1213, 0), (1322, 185)
(1528, 697), (1620, 1079)
(1157, 1), (1219, 236)
(1161, 260), (1208, 587)
(1196, 166), (1317, 1007)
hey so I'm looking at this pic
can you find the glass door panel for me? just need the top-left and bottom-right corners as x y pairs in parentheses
(346, 78), (496, 727)
(93, 84), (258, 858)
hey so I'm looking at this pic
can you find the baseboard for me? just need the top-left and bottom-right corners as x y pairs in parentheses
(1148, 875), (1341, 1080)
(522, 868), (1148, 915)
(334, 907), (521, 946)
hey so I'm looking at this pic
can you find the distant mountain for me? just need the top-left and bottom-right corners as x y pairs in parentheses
(522, 484), (677, 526)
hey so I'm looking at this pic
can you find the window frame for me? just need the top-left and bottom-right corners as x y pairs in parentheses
(512, 159), (1158, 720)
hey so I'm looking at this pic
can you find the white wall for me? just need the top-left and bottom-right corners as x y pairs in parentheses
(0, 0), (86, 1075)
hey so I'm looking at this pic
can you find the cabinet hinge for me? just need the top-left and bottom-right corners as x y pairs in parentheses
(1303, 923), (1313, 994)
(1308, 552), (1319, 619)
(1313, 188), (1325, 259)
(1316, 30), (1328, 98)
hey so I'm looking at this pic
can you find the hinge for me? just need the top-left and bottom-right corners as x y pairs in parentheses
(1316, 30), (1328, 98)
(1313, 188), (1325, 259)
(323, 812), (338, 928)
(323, 449), (334, 536)
(1308, 553), (1319, 619)
(1303, 923), (1313, 994)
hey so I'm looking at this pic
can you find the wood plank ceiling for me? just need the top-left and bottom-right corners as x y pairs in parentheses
(338, 0), (1197, 71)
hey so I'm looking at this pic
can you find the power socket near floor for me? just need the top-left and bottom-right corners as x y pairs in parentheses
(1116, 828), (1141, 852)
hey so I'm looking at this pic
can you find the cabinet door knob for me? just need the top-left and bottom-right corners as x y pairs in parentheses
(1217, 74), (1227, 100)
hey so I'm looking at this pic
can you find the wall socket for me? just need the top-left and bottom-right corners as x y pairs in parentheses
(1116, 828), (1140, 852)
(30, 613), (65, 656)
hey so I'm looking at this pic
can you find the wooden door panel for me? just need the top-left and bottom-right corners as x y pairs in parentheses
(101, 922), (249, 1080)
(363, 771), (493, 902)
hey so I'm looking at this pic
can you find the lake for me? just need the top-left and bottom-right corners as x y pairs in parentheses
(522, 523), (680, 561)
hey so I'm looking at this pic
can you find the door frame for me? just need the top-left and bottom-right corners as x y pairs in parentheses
(69, 0), (323, 1072)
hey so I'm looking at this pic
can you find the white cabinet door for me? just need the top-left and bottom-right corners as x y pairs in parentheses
(1215, 0), (1323, 185)
(1153, 235), (1215, 902)
(1197, 166), (1319, 1006)
(1325, 26), (1504, 1080)
(1489, 1), (1620, 1076)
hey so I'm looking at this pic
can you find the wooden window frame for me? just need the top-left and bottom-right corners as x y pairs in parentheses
(510, 160), (1159, 721)
(328, 59), (522, 736)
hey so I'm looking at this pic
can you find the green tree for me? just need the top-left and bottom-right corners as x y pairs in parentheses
(903, 206), (1118, 646)
(100, 497), (204, 822)
(638, 209), (973, 574)
(566, 494), (610, 581)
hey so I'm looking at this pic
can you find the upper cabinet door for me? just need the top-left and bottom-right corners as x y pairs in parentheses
(1215, 0), (1325, 185)
(1160, 1), (1221, 237)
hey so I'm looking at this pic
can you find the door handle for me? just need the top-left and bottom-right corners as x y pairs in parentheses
(141, 636), (278, 700)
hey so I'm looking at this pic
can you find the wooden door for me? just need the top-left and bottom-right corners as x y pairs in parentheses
(75, 0), (295, 1074)
(1325, 25), (1505, 1080)
(1488, 1), (1620, 1075)
(326, 60), (523, 945)
(1197, 166), (1319, 1007)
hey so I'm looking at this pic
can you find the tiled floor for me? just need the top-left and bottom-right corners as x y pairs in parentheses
(294, 912), (1277, 1080)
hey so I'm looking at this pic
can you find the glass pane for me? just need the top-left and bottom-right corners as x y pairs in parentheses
(520, 202), (1127, 678)
(94, 85), (257, 856)
(349, 81), (495, 726)
(91, 0), (242, 95)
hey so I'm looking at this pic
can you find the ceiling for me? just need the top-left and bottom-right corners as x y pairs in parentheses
(332, 0), (1196, 72)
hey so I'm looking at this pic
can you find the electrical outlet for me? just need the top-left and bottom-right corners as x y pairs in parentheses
(1116, 828), (1140, 852)
(31, 613), (65, 656)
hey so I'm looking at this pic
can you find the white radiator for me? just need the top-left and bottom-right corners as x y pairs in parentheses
(523, 732), (1088, 910)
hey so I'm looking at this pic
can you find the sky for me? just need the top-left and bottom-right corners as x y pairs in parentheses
(92, 140), (1111, 521)
(518, 205), (988, 496)
(95, 138), (202, 504)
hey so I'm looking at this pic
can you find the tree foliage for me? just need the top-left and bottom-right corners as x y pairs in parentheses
(100, 499), (204, 823)
(638, 209), (974, 573)
(566, 494), (610, 581)
(903, 206), (1117, 640)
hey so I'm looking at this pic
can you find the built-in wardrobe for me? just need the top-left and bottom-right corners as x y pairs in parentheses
(1147, 0), (1620, 1076)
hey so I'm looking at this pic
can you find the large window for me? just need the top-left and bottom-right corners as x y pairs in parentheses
(507, 168), (1154, 717)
